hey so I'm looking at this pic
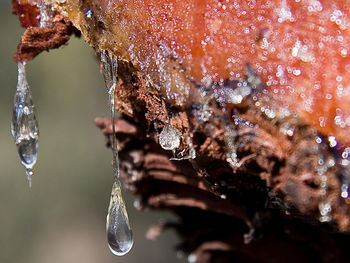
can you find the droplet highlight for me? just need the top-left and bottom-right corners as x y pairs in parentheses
(11, 62), (39, 186)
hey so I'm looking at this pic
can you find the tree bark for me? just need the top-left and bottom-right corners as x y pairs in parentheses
(12, 1), (350, 262)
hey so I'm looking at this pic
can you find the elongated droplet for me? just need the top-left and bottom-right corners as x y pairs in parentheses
(101, 50), (133, 256)
(106, 180), (133, 256)
(11, 62), (39, 186)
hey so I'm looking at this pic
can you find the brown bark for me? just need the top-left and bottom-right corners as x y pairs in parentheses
(94, 60), (350, 263)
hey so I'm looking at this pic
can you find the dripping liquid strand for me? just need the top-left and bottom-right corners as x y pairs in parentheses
(104, 51), (120, 179)
(101, 50), (133, 256)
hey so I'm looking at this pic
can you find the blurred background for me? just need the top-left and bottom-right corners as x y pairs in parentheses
(0, 1), (184, 262)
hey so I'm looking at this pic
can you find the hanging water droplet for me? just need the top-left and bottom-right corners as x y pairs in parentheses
(101, 50), (133, 256)
(106, 180), (133, 256)
(11, 62), (39, 186)
(159, 125), (181, 151)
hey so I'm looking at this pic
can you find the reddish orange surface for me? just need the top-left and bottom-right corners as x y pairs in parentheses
(15, 0), (40, 28)
(118, 0), (350, 144)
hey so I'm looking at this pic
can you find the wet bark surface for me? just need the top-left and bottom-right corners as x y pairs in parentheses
(12, 1), (350, 262)
(94, 60), (350, 263)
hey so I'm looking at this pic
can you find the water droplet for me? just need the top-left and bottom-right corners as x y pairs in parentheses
(159, 125), (181, 151)
(292, 69), (301, 76)
(327, 136), (337, 148)
(341, 183), (349, 199)
(106, 181), (133, 256)
(340, 48), (348, 57)
(86, 9), (92, 18)
(11, 62), (39, 186)
(280, 122), (294, 137)
(101, 50), (133, 256)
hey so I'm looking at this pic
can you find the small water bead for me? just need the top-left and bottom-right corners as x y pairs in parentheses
(316, 136), (323, 144)
(341, 183), (349, 199)
(86, 9), (92, 19)
(106, 181), (133, 256)
(340, 48), (348, 57)
(292, 69), (301, 76)
(159, 125), (181, 151)
(11, 62), (39, 186)
(280, 122), (294, 137)
(328, 136), (337, 148)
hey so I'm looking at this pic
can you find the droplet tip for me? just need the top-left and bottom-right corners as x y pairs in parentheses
(108, 240), (133, 256)
(26, 169), (33, 188)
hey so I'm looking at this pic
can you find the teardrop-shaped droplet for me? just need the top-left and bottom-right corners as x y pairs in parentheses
(11, 62), (39, 185)
(106, 181), (133, 256)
